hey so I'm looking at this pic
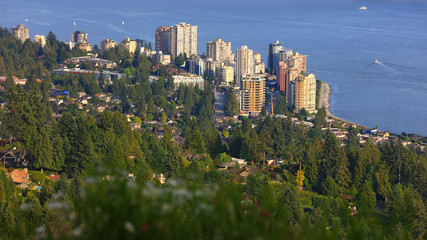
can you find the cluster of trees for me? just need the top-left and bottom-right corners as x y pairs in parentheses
(224, 88), (239, 116)
(1, 27), (426, 239)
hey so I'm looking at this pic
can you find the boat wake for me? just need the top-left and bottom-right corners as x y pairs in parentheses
(372, 59), (402, 75)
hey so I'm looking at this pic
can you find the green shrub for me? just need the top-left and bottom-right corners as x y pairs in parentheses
(29, 171), (48, 185)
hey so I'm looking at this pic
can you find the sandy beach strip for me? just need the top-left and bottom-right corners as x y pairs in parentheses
(319, 81), (368, 129)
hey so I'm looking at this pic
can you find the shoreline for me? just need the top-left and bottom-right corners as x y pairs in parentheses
(319, 81), (369, 130)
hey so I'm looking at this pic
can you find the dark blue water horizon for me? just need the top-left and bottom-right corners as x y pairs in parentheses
(1, 0), (426, 136)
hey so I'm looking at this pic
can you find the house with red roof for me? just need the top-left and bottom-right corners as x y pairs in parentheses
(6, 168), (30, 188)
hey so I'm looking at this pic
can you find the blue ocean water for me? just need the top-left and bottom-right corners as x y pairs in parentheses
(1, 0), (426, 135)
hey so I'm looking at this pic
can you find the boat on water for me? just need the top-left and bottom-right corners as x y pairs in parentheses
(374, 59), (381, 64)
(73, 22), (76, 26)
(360, 6), (367, 10)
(25, 19), (29, 22)
(122, 21), (125, 25)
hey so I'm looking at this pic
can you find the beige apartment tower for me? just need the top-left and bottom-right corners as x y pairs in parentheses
(289, 52), (307, 73)
(218, 65), (234, 84)
(34, 35), (46, 47)
(11, 24), (29, 42)
(169, 22), (197, 60)
(206, 38), (232, 62)
(101, 39), (117, 52)
(240, 74), (266, 115)
(119, 37), (138, 55)
(289, 73), (316, 113)
(236, 46), (255, 86)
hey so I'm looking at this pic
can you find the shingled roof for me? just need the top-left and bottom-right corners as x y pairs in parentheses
(7, 169), (30, 184)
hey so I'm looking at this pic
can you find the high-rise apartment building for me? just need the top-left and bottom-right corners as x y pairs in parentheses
(71, 31), (88, 44)
(155, 26), (170, 54)
(276, 62), (287, 93)
(11, 24), (29, 42)
(70, 30), (91, 51)
(217, 65), (234, 84)
(206, 38), (232, 63)
(240, 74), (266, 115)
(290, 52), (307, 73)
(285, 67), (301, 102)
(119, 37), (138, 55)
(34, 35), (46, 47)
(279, 49), (293, 65)
(254, 52), (265, 74)
(289, 73), (316, 113)
(101, 39), (117, 52)
(236, 46), (266, 86)
(268, 41), (284, 74)
(236, 46), (254, 86)
(169, 22), (198, 60)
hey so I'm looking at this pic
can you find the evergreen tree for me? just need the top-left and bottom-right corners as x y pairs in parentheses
(229, 127), (243, 158)
(0, 182), (5, 203)
(224, 89), (239, 116)
(32, 126), (53, 171)
(375, 165), (392, 202)
(274, 94), (288, 115)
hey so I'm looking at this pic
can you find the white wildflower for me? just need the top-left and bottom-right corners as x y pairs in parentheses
(167, 179), (178, 187)
(161, 203), (172, 215)
(124, 221), (135, 233)
(35, 226), (46, 239)
(47, 202), (68, 210)
(85, 177), (97, 184)
(126, 181), (137, 190)
(71, 226), (83, 237)
(19, 203), (33, 211)
(52, 192), (64, 200)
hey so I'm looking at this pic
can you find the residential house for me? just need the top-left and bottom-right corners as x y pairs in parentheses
(0, 149), (28, 167)
(6, 168), (30, 188)
(153, 173), (166, 184)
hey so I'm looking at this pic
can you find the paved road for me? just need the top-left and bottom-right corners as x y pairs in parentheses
(214, 90), (226, 116)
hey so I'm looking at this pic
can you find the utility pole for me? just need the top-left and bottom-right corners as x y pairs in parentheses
(271, 93), (274, 115)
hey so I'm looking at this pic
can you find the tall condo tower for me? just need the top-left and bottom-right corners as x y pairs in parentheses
(169, 22), (198, 60)
(268, 40), (284, 74)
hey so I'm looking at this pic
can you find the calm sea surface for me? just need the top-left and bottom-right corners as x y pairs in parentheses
(1, 0), (426, 136)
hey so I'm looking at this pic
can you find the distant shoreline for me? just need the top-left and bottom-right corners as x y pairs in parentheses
(319, 81), (369, 129)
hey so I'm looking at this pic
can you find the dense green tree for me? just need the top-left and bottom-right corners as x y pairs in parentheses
(230, 127), (243, 158)
(322, 176), (339, 198)
(279, 184), (303, 224)
(224, 89), (239, 116)
(0, 181), (5, 203)
(274, 94), (288, 115)
(375, 165), (392, 202)
(357, 182), (376, 210)
(32, 126), (53, 171)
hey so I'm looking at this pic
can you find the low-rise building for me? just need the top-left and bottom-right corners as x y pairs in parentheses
(52, 68), (125, 84)
(151, 51), (171, 65)
(65, 55), (117, 69)
(153, 173), (166, 184)
(172, 73), (204, 90)
(6, 169), (30, 188)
